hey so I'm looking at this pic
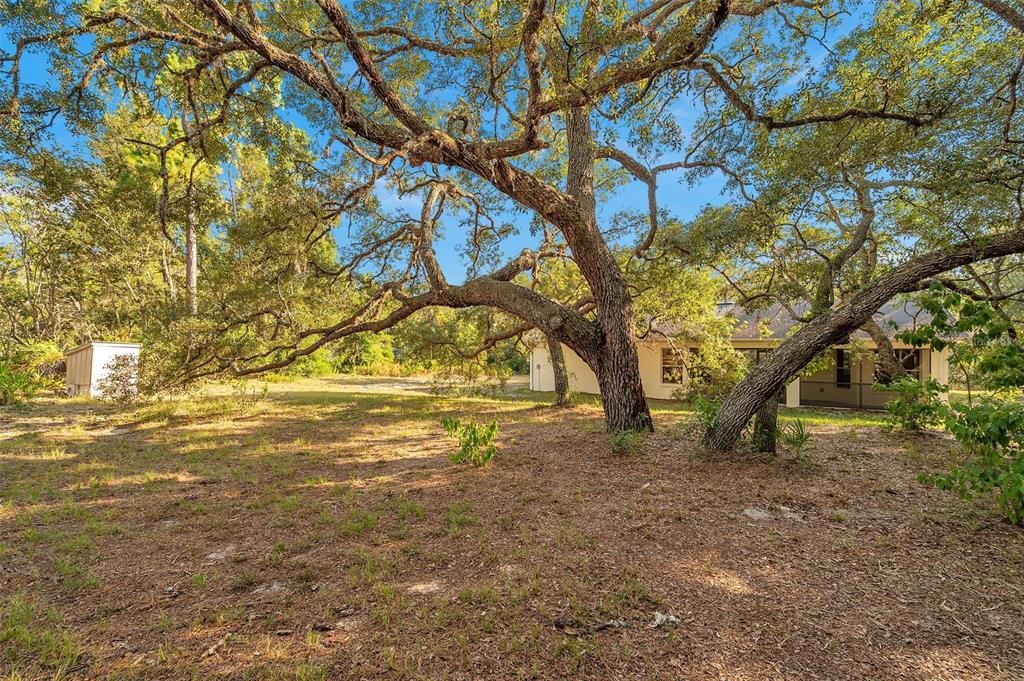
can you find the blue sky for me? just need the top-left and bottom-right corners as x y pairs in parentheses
(371, 152), (729, 282)
(367, 85), (733, 279)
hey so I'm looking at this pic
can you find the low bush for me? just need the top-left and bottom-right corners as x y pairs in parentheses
(610, 429), (645, 456)
(671, 342), (747, 402)
(440, 417), (498, 467)
(778, 419), (812, 464)
(921, 399), (1024, 524)
(284, 349), (336, 378)
(690, 395), (722, 432)
(96, 353), (141, 405)
(0, 341), (61, 406)
(877, 377), (947, 431)
(0, 361), (42, 406)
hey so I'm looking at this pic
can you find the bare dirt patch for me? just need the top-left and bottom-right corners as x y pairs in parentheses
(1, 383), (1022, 679)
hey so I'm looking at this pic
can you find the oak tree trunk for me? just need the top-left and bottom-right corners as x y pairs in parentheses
(547, 335), (570, 406)
(751, 393), (778, 454)
(596, 342), (654, 432)
(565, 106), (653, 432)
(862, 318), (904, 385)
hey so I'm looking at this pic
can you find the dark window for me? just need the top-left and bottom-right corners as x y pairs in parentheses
(874, 348), (921, 381)
(661, 348), (687, 384)
(739, 348), (772, 371)
(895, 348), (921, 378)
(836, 349), (852, 388)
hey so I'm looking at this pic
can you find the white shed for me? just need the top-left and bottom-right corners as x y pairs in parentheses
(65, 342), (141, 397)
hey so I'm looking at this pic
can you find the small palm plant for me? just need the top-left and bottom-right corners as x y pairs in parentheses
(778, 419), (812, 464)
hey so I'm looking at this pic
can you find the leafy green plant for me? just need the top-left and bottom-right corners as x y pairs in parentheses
(0, 341), (64, 406)
(898, 285), (1024, 399)
(284, 348), (336, 378)
(0, 361), (43, 406)
(609, 429), (644, 455)
(877, 377), (947, 431)
(777, 419), (812, 464)
(674, 341), (748, 401)
(921, 399), (1024, 524)
(689, 395), (721, 432)
(889, 289), (1024, 523)
(440, 417), (498, 467)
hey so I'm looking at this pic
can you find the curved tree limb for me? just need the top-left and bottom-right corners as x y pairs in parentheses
(704, 229), (1024, 451)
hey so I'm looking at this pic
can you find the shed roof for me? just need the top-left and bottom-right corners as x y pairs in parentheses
(65, 341), (142, 357)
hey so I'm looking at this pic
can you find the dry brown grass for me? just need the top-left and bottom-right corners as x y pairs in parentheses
(1, 378), (1022, 680)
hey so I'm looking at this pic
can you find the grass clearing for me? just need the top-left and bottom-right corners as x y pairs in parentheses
(1, 593), (80, 678)
(1, 374), (1022, 679)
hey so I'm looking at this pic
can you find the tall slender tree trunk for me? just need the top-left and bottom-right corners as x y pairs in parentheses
(547, 335), (570, 406)
(184, 182), (199, 316)
(161, 245), (178, 304)
(565, 106), (653, 432)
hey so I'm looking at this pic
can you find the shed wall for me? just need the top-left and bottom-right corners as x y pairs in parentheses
(64, 343), (140, 397)
(65, 346), (94, 396)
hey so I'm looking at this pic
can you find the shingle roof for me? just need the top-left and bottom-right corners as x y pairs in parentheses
(726, 300), (931, 340)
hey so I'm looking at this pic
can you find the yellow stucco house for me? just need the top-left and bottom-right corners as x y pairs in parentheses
(529, 304), (952, 409)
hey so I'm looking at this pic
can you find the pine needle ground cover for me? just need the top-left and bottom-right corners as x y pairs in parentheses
(1, 376), (1022, 680)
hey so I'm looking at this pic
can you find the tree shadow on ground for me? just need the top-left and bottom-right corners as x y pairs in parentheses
(1, 387), (1021, 680)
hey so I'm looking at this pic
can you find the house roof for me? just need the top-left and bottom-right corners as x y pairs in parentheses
(726, 300), (930, 340)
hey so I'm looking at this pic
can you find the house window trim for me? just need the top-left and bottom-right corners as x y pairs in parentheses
(660, 347), (687, 385)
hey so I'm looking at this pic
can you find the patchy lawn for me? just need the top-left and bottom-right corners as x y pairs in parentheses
(1, 377), (1022, 680)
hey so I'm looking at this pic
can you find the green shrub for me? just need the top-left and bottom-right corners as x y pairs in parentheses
(877, 377), (947, 431)
(14, 341), (64, 387)
(921, 399), (1024, 524)
(671, 342), (747, 401)
(0, 340), (67, 406)
(609, 429), (644, 455)
(690, 395), (722, 432)
(890, 288), (1024, 523)
(283, 349), (336, 378)
(0, 361), (42, 406)
(440, 417), (498, 467)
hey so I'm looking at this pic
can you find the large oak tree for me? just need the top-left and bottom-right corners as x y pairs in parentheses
(3, 0), (1022, 438)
